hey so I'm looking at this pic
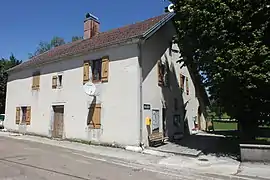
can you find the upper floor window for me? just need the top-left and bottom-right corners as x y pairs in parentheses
(83, 56), (109, 84)
(179, 74), (189, 95)
(32, 71), (40, 90)
(91, 59), (102, 82)
(52, 74), (63, 89)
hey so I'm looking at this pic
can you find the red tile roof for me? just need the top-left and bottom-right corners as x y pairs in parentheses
(9, 13), (171, 72)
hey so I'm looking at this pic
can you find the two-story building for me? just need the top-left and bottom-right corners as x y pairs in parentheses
(5, 12), (209, 147)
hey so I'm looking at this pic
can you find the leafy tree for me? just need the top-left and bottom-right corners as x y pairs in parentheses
(50, 36), (66, 47)
(29, 36), (83, 58)
(0, 54), (22, 113)
(29, 36), (66, 58)
(170, 0), (270, 139)
(72, 36), (83, 42)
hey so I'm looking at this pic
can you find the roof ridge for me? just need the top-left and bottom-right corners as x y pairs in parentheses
(8, 13), (173, 72)
(98, 13), (169, 34)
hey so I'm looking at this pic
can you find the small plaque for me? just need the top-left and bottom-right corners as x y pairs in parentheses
(143, 104), (151, 110)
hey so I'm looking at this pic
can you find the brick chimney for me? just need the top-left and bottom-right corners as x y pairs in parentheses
(84, 13), (100, 39)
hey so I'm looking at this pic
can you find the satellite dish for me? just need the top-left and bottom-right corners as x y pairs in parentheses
(83, 82), (96, 96)
(168, 3), (174, 12)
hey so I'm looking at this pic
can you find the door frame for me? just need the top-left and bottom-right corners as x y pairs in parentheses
(52, 105), (65, 139)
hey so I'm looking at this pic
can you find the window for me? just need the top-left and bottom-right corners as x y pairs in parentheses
(91, 59), (102, 82)
(21, 107), (27, 124)
(52, 74), (63, 89)
(32, 71), (40, 90)
(83, 56), (109, 84)
(180, 74), (185, 91)
(15, 106), (31, 125)
(174, 98), (178, 111)
(87, 104), (101, 129)
(186, 77), (189, 95)
(157, 60), (165, 86)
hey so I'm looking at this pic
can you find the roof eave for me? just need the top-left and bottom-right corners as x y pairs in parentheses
(142, 12), (175, 41)
(7, 38), (141, 74)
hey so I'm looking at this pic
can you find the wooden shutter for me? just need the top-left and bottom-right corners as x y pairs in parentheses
(52, 75), (57, 89)
(157, 60), (164, 86)
(16, 107), (20, 124)
(101, 56), (109, 82)
(32, 76), (36, 89)
(186, 77), (189, 95)
(89, 104), (101, 129)
(36, 74), (40, 89)
(180, 74), (185, 90)
(32, 72), (40, 90)
(83, 61), (90, 84)
(26, 107), (31, 125)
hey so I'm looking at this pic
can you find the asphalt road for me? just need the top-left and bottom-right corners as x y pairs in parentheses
(0, 137), (183, 180)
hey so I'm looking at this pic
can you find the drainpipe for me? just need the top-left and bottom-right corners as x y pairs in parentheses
(137, 40), (144, 148)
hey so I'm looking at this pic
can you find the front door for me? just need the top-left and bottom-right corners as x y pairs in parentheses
(52, 105), (64, 138)
(152, 109), (160, 133)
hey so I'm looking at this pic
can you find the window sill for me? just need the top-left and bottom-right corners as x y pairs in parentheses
(52, 86), (63, 90)
(83, 80), (102, 85)
(89, 124), (101, 129)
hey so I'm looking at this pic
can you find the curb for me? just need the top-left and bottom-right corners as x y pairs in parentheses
(149, 148), (202, 158)
(142, 149), (172, 157)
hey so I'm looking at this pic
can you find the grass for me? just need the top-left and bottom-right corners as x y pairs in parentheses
(213, 121), (238, 131)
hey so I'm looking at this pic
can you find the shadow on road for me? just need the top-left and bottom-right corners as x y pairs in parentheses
(172, 131), (240, 159)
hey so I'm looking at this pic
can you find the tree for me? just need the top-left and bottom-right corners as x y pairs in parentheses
(0, 54), (22, 113)
(170, 0), (270, 140)
(72, 36), (83, 42)
(29, 36), (66, 58)
(50, 36), (66, 47)
(29, 36), (83, 58)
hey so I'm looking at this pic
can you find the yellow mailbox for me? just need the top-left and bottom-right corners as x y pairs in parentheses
(145, 116), (151, 126)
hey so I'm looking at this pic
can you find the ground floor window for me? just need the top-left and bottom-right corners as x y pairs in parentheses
(16, 106), (31, 125)
(87, 104), (101, 129)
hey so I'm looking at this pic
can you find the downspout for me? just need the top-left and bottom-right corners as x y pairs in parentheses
(137, 40), (144, 148)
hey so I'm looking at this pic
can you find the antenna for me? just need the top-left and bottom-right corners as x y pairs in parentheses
(168, 3), (175, 13)
(83, 81), (96, 96)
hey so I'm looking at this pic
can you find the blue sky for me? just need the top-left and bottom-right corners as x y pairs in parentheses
(0, 0), (170, 61)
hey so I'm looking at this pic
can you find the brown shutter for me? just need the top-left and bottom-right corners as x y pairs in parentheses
(186, 77), (189, 95)
(101, 56), (109, 82)
(52, 75), (57, 89)
(36, 74), (40, 89)
(158, 60), (163, 86)
(180, 74), (185, 90)
(16, 107), (20, 124)
(90, 104), (101, 129)
(32, 76), (36, 89)
(83, 61), (90, 84)
(32, 72), (40, 90)
(26, 107), (31, 125)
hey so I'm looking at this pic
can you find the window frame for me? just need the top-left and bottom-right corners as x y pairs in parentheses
(52, 73), (63, 89)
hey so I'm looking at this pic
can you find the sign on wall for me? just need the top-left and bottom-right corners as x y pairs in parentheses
(143, 104), (151, 110)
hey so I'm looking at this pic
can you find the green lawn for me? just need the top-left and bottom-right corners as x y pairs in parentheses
(213, 121), (238, 131)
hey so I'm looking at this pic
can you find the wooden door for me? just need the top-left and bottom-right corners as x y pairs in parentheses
(53, 106), (64, 138)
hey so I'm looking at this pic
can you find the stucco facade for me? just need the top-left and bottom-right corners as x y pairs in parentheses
(5, 43), (141, 146)
(5, 16), (207, 147)
(141, 21), (207, 146)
